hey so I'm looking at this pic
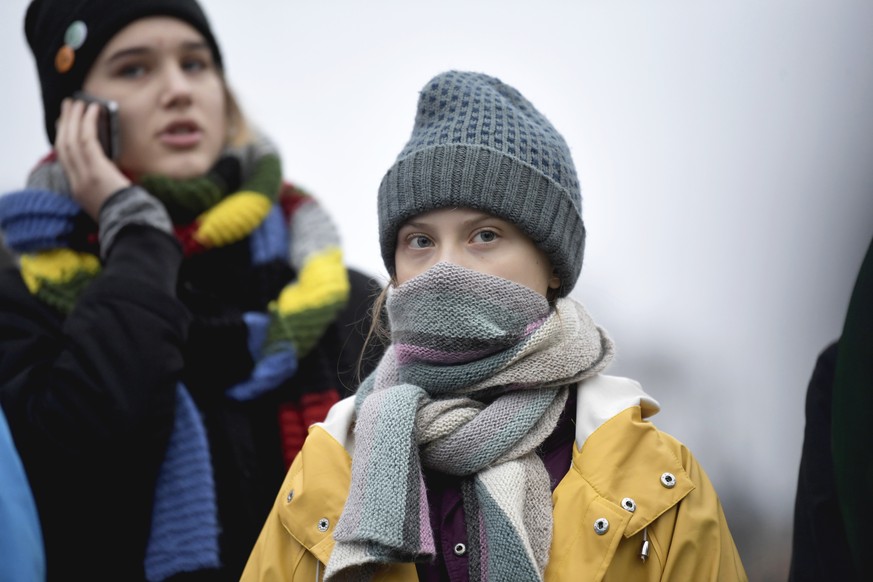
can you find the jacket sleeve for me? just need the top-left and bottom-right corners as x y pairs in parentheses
(0, 223), (189, 462)
(241, 447), (322, 582)
(654, 439), (748, 581)
(241, 492), (306, 582)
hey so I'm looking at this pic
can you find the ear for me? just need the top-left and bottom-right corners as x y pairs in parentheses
(548, 270), (561, 290)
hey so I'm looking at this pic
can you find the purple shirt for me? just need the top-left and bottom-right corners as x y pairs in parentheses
(416, 389), (578, 581)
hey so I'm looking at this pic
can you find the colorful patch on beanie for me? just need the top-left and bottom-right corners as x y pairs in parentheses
(55, 20), (88, 73)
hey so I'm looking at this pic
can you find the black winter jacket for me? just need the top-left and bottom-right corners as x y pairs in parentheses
(0, 224), (382, 581)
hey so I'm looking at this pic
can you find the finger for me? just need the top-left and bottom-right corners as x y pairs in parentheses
(61, 100), (130, 219)
(54, 98), (73, 156)
(57, 98), (85, 154)
(55, 99), (85, 182)
(57, 99), (94, 192)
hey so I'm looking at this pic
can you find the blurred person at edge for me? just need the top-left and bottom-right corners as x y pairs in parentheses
(790, 234), (873, 581)
(0, 0), (382, 580)
(0, 404), (45, 581)
(243, 71), (748, 581)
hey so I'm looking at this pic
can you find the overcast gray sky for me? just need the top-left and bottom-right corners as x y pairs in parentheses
(3, 1), (873, 578)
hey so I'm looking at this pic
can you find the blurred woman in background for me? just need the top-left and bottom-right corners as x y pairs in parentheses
(0, 0), (379, 579)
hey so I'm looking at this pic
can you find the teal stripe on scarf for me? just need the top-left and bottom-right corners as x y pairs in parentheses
(346, 383), (434, 558)
(476, 475), (543, 581)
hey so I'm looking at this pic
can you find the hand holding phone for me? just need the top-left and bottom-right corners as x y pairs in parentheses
(72, 91), (120, 161)
(56, 93), (130, 220)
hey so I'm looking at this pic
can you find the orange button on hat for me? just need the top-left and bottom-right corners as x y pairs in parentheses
(55, 44), (74, 73)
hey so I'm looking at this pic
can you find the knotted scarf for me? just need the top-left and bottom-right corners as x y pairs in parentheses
(0, 137), (350, 581)
(326, 262), (614, 582)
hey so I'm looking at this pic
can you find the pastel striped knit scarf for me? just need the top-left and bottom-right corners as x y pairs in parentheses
(0, 138), (350, 581)
(326, 263), (614, 582)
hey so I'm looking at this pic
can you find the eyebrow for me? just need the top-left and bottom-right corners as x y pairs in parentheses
(104, 41), (211, 65)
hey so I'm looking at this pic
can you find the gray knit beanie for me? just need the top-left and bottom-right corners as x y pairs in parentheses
(378, 70), (585, 296)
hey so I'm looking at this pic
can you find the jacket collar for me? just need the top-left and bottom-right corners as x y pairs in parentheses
(574, 374), (660, 447)
(317, 374), (662, 454)
(312, 374), (691, 539)
(571, 376), (693, 537)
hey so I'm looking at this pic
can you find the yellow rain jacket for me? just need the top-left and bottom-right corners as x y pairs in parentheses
(243, 375), (747, 581)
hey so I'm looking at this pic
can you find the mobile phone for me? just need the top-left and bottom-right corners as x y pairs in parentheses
(72, 91), (120, 161)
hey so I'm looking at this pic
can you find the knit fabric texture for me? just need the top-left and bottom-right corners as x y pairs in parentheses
(378, 71), (585, 296)
(326, 262), (614, 582)
(0, 137), (350, 373)
(144, 385), (220, 581)
(0, 137), (351, 580)
(25, 0), (223, 144)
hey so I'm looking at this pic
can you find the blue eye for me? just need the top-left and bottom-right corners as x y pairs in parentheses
(473, 230), (497, 243)
(182, 58), (207, 73)
(118, 64), (147, 78)
(409, 235), (433, 249)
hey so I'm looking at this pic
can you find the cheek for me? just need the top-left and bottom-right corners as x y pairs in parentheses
(205, 83), (228, 136)
(394, 249), (430, 286)
(117, 110), (139, 144)
(115, 108), (150, 168)
(210, 99), (227, 132)
(519, 252), (554, 297)
(394, 256), (413, 286)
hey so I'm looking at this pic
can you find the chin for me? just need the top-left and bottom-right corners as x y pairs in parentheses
(145, 153), (217, 180)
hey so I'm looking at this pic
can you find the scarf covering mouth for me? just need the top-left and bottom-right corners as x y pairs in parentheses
(0, 136), (350, 581)
(326, 262), (614, 582)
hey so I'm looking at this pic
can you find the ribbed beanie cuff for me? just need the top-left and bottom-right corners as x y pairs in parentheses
(379, 144), (585, 296)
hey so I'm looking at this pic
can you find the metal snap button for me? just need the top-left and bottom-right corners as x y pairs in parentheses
(593, 518), (609, 535)
(660, 472), (676, 488)
(286, 489), (294, 503)
(317, 518), (330, 532)
(453, 543), (466, 556)
(621, 497), (636, 512)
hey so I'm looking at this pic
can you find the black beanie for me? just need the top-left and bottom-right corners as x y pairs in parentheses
(25, 0), (224, 145)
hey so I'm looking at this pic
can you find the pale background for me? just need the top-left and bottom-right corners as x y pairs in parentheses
(3, 1), (873, 579)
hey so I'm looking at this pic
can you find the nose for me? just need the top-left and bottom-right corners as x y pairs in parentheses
(160, 63), (193, 109)
(433, 244), (471, 270)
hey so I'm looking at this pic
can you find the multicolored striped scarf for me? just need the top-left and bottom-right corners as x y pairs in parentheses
(0, 137), (350, 580)
(326, 262), (614, 582)
(1, 137), (350, 368)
